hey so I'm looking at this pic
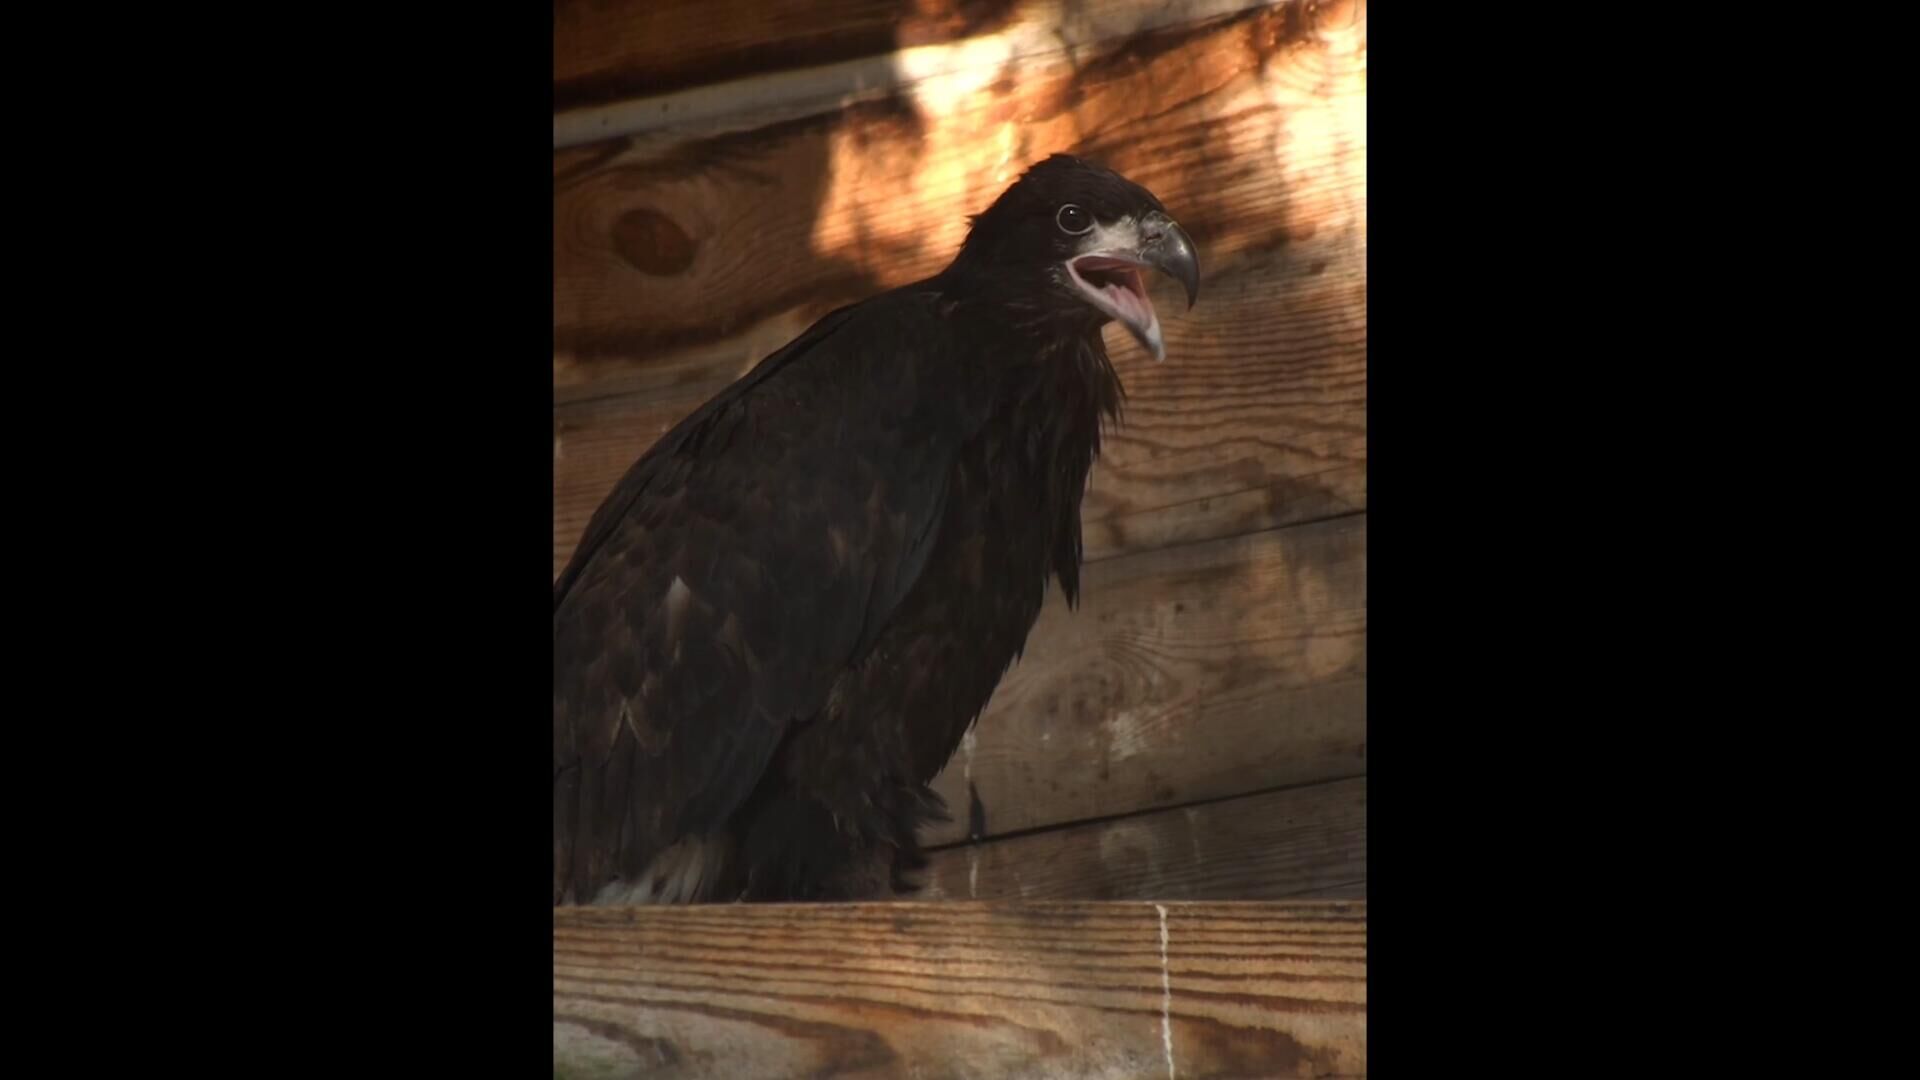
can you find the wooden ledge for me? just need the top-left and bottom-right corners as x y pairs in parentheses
(556, 900), (1366, 1078)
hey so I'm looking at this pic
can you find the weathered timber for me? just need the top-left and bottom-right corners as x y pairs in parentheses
(558, 0), (950, 114)
(552, 0), (1290, 122)
(922, 514), (1365, 846)
(555, 900), (1367, 1079)
(554, 0), (1318, 146)
(919, 777), (1365, 901)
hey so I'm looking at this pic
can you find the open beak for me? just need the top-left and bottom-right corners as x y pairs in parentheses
(1065, 210), (1200, 362)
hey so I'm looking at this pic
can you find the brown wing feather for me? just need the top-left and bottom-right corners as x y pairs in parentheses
(552, 291), (971, 904)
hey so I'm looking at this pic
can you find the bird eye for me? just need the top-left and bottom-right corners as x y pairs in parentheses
(1056, 204), (1092, 235)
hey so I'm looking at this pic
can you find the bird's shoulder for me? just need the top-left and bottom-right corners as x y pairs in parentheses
(552, 281), (973, 613)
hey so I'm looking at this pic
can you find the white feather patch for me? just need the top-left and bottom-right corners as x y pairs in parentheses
(664, 575), (692, 645)
(590, 835), (726, 906)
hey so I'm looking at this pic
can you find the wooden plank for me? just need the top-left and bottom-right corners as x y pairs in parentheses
(553, 245), (1366, 576)
(554, 0), (1298, 145)
(553, 0), (1366, 402)
(555, 900), (1366, 1079)
(923, 514), (1366, 846)
(919, 777), (1365, 901)
(557, 0), (931, 114)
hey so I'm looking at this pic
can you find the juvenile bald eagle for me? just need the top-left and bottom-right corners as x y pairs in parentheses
(554, 155), (1199, 904)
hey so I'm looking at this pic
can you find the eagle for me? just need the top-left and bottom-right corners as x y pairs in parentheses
(554, 154), (1199, 905)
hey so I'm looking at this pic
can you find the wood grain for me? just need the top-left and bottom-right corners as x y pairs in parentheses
(923, 513), (1365, 846)
(557, 0), (950, 113)
(555, 0), (1304, 145)
(555, 900), (1366, 1079)
(919, 777), (1364, 901)
(553, 244), (1367, 577)
(553, 0), (1366, 401)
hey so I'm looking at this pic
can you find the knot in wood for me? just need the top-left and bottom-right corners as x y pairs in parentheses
(613, 207), (696, 276)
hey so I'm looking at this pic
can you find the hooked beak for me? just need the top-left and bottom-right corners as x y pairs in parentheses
(1065, 210), (1200, 362)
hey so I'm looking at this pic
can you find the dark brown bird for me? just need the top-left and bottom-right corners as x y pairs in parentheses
(553, 154), (1199, 904)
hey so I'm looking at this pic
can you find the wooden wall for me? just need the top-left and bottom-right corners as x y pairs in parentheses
(554, 0), (1367, 904)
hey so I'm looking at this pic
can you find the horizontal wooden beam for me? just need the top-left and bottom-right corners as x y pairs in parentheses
(553, 0), (1301, 146)
(919, 776), (1366, 901)
(555, 900), (1367, 1079)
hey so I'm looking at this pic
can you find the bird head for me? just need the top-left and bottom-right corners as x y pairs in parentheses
(952, 154), (1200, 362)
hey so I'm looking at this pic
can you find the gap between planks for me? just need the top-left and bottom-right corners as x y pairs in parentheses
(1083, 503), (1367, 566)
(923, 769), (1365, 854)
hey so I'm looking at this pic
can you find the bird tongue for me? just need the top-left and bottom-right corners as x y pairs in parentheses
(1075, 258), (1152, 320)
(1073, 256), (1163, 359)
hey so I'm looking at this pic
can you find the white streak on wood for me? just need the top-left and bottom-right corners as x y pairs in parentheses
(1108, 707), (1155, 761)
(1156, 903), (1176, 1080)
